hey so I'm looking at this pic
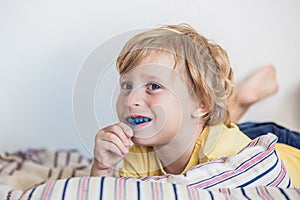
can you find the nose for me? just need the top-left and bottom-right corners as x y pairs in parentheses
(127, 86), (145, 107)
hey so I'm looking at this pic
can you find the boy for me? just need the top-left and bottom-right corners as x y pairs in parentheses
(91, 24), (299, 186)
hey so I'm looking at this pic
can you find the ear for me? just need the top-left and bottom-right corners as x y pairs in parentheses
(191, 102), (206, 118)
(191, 108), (205, 118)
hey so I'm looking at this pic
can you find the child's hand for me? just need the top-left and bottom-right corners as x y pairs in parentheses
(91, 122), (133, 176)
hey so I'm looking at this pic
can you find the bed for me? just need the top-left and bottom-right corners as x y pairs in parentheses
(0, 134), (299, 200)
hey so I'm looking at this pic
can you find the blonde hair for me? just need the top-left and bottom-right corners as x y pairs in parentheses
(116, 24), (234, 127)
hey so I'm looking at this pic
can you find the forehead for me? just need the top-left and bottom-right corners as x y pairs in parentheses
(138, 51), (176, 69)
(124, 50), (186, 77)
(120, 51), (183, 81)
(120, 62), (178, 84)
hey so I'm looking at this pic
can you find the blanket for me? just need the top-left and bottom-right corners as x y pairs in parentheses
(0, 149), (91, 191)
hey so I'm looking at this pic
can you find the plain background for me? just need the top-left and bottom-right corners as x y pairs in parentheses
(1, 0), (299, 157)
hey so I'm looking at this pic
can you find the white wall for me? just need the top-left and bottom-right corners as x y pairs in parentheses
(1, 0), (299, 157)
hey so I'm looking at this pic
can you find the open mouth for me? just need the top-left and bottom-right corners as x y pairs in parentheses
(128, 116), (152, 128)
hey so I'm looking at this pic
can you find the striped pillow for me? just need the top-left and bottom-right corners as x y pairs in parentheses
(160, 133), (292, 188)
(20, 133), (292, 200)
(21, 178), (299, 200)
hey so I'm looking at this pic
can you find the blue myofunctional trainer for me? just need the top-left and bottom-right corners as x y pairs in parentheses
(128, 117), (150, 129)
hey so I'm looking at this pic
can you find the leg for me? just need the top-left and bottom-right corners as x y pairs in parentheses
(229, 65), (279, 123)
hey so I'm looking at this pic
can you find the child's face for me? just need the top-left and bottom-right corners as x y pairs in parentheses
(116, 52), (201, 147)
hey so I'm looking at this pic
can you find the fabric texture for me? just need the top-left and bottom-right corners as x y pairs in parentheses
(20, 177), (300, 200)
(0, 149), (91, 191)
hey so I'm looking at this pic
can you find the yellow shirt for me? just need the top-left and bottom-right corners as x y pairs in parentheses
(120, 123), (300, 187)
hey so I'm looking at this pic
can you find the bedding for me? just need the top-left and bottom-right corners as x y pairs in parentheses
(0, 134), (299, 200)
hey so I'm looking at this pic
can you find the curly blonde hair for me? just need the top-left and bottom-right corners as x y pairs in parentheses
(116, 24), (234, 127)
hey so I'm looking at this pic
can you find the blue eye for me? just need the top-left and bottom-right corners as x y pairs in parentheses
(121, 82), (132, 90)
(147, 83), (161, 90)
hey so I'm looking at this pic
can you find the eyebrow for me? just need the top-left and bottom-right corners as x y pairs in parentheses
(119, 73), (167, 86)
(141, 72), (177, 86)
(141, 73), (164, 81)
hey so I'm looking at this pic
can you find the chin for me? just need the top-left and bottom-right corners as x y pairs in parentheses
(131, 137), (155, 146)
(131, 136), (169, 148)
(131, 137), (148, 146)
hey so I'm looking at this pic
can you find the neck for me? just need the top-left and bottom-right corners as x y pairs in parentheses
(162, 142), (196, 174)
(154, 123), (204, 175)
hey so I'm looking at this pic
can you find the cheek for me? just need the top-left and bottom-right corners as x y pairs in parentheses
(168, 106), (182, 127)
(116, 95), (125, 117)
(154, 95), (182, 122)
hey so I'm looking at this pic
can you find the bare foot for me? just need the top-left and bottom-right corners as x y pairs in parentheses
(229, 65), (279, 123)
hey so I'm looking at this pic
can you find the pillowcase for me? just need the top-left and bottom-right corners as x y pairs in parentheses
(20, 133), (292, 199)
(19, 178), (298, 200)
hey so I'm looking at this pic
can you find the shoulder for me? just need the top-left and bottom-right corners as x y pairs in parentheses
(202, 123), (251, 160)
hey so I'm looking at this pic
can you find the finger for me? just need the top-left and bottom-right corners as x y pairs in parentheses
(118, 122), (134, 138)
(99, 131), (129, 155)
(95, 139), (124, 158)
(102, 124), (131, 146)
